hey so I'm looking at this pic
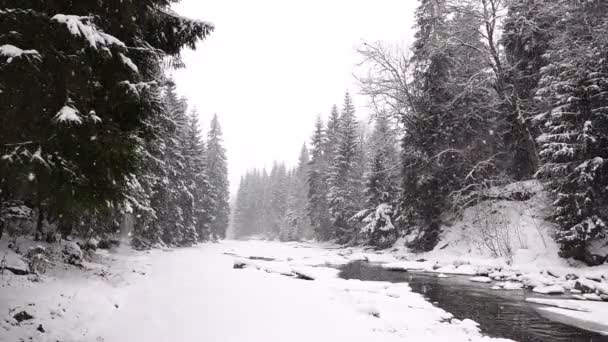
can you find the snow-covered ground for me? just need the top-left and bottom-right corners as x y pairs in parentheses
(1, 240), (514, 342)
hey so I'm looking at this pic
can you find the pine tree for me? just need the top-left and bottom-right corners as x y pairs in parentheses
(184, 109), (213, 241)
(535, 0), (608, 260)
(293, 144), (312, 239)
(268, 162), (288, 237)
(500, 0), (557, 179)
(307, 116), (332, 240)
(206, 114), (230, 240)
(327, 92), (362, 242)
(357, 115), (400, 247)
(400, 0), (496, 251)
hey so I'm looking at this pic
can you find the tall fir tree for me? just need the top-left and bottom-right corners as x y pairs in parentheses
(357, 115), (400, 247)
(307, 116), (332, 240)
(206, 114), (230, 239)
(327, 92), (362, 242)
(535, 0), (608, 260)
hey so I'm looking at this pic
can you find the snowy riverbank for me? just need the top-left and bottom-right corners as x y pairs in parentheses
(2, 238), (608, 341)
(1, 239), (515, 342)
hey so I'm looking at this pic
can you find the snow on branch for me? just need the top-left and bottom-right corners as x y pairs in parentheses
(52, 15), (126, 49)
(54, 104), (82, 125)
(0, 44), (41, 63)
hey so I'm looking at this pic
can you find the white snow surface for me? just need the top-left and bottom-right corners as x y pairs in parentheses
(1, 240), (512, 342)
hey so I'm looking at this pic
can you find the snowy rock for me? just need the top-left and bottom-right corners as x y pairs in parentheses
(520, 273), (555, 289)
(571, 294), (587, 301)
(583, 270), (606, 282)
(470, 276), (492, 283)
(495, 282), (524, 290)
(12, 310), (33, 323)
(454, 264), (480, 275)
(357, 304), (380, 318)
(533, 285), (566, 295)
(381, 261), (429, 272)
(570, 288), (582, 294)
(574, 278), (600, 294)
(62, 241), (84, 266)
(565, 273), (579, 281)
(582, 293), (603, 301)
(437, 273), (448, 278)
(1, 249), (29, 275)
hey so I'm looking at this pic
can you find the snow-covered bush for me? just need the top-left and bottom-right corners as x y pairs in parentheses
(356, 203), (398, 248)
(0, 202), (34, 238)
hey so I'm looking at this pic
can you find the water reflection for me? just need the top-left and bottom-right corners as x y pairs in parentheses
(339, 261), (608, 342)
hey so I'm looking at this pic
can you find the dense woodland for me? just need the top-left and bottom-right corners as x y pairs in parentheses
(233, 0), (608, 262)
(0, 1), (230, 247)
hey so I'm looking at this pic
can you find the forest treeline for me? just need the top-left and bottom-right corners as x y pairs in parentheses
(0, 1), (230, 247)
(233, 0), (608, 262)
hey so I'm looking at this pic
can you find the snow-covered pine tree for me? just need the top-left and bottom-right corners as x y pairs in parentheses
(157, 81), (195, 246)
(500, 0), (556, 180)
(357, 115), (400, 247)
(0, 1), (212, 238)
(535, 0), (608, 261)
(279, 169), (299, 241)
(327, 92), (362, 242)
(293, 144), (313, 240)
(268, 162), (288, 238)
(206, 114), (230, 240)
(184, 109), (213, 241)
(307, 116), (332, 240)
(399, 0), (497, 251)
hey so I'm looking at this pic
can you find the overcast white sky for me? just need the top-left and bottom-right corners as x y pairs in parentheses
(171, 0), (417, 194)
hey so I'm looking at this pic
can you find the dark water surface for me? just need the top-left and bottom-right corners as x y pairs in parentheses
(339, 261), (608, 342)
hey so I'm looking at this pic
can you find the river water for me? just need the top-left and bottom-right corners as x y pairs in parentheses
(339, 261), (608, 342)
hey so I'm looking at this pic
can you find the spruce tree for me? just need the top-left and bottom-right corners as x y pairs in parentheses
(307, 116), (332, 239)
(206, 114), (230, 240)
(535, 0), (608, 260)
(184, 109), (213, 241)
(327, 92), (362, 242)
(358, 115), (400, 247)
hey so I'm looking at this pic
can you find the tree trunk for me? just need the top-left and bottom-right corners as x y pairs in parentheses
(34, 207), (44, 241)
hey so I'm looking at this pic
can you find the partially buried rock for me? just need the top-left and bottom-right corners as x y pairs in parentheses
(37, 324), (45, 333)
(13, 311), (33, 323)
(583, 293), (603, 301)
(2, 249), (29, 275)
(574, 278), (598, 294)
(470, 276), (493, 283)
(233, 260), (247, 269)
(294, 271), (314, 281)
(533, 285), (565, 295)
(62, 241), (84, 266)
